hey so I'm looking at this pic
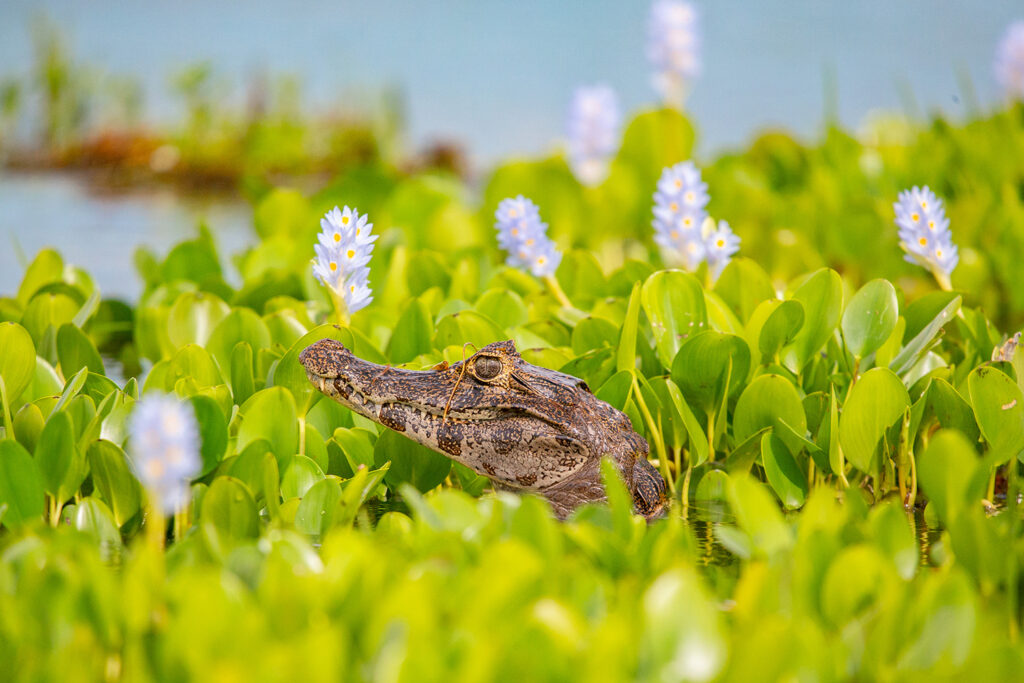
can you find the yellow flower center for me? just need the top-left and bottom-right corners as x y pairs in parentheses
(670, 230), (679, 239)
(683, 217), (693, 227)
(329, 261), (338, 272)
(356, 228), (361, 236)
(928, 220), (935, 230)
(921, 201), (928, 209)
(669, 201), (679, 212)
(525, 239), (535, 246)
(347, 249), (355, 259)
(918, 237), (928, 247)
(911, 212), (920, 222)
(511, 228), (519, 236)
(935, 248), (944, 258)
(537, 256), (546, 265)
(350, 285), (356, 293)
(342, 215), (350, 225)
(674, 179), (682, 189)
(685, 191), (695, 203)
(716, 239), (725, 248)
(333, 233), (342, 242)
(509, 209), (518, 218)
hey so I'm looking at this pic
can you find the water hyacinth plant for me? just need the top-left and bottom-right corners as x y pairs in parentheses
(894, 185), (958, 290)
(995, 20), (1024, 100)
(313, 205), (377, 324)
(566, 84), (622, 187)
(494, 195), (571, 306)
(647, 0), (701, 107)
(128, 393), (201, 540)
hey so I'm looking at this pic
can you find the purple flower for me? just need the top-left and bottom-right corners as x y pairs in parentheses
(652, 161), (710, 269)
(494, 196), (562, 277)
(996, 21), (1024, 100)
(566, 84), (622, 186)
(647, 0), (701, 106)
(894, 186), (958, 282)
(312, 206), (377, 314)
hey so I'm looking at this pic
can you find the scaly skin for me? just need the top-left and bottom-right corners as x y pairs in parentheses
(299, 338), (668, 519)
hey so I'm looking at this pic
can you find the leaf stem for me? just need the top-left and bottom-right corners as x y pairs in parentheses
(544, 275), (574, 309)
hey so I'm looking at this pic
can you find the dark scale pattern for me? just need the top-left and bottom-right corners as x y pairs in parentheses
(299, 337), (668, 519)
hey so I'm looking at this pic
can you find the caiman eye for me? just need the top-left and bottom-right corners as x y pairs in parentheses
(473, 355), (503, 380)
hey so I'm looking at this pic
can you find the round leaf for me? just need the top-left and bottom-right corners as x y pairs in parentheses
(841, 279), (899, 359)
(201, 476), (259, 540)
(838, 368), (910, 475)
(641, 269), (707, 369)
(968, 366), (1024, 464)
(670, 331), (751, 415)
(238, 387), (299, 464)
(733, 373), (807, 456)
(0, 322), (35, 405)
(0, 439), (45, 527)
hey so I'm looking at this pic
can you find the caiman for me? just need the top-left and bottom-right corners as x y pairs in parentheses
(299, 338), (667, 519)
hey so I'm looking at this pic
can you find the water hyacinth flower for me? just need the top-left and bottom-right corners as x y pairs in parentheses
(702, 218), (740, 279)
(313, 206), (377, 317)
(995, 21), (1024, 100)
(494, 195), (562, 278)
(128, 393), (201, 515)
(566, 84), (622, 186)
(647, 0), (701, 107)
(894, 186), (958, 289)
(652, 161), (710, 270)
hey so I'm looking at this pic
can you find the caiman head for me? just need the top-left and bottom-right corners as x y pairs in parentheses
(299, 338), (667, 519)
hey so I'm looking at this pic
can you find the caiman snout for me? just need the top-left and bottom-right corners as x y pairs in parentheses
(299, 338), (353, 379)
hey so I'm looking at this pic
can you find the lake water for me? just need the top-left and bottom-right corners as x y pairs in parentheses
(0, 1), (1021, 297)
(0, 173), (252, 300)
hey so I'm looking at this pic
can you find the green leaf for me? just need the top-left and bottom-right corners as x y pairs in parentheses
(34, 411), (76, 501)
(841, 279), (899, 359)
(967, 366), (1024, 464)
(839, 368), (911, 475)
(713, 257), (775, 324)
(0, 439), (45, 527)
(167, 291), (230, 348)
(555, 251), (606, 308)
(434, 310), (504, 353)
(733, 374), (807, 456)
(640, 269), (707, 368)
(294, 477), (343, 539)
(782, 268), (843, 371)
(190, 395), (228, 476)
(670, 331), (751, 415)
(570, 317), (619, 355)
(918, 429), (982, 526)
(760, 432), (807, 509)
(88, 439), (141, 527)
(280, 454), (326, 499)
(73, 497), (122, 552)
(201, 477), (259, 540)
(17, 249), (64, 306)
(926, 378), (980, 443)
(387, 298), (434, 364)
(254, 188), (312, 239)
(725, 474), (792, 557)
(757, 300), (805, 360)
(237, 387), (299, 465)
(475, 289), (528, 331)
(375, 428), (451, 493)
(205, 308), (271, 375)
(0, 322), (36, 404)
(889, 296), (961, 375)
(56, 323), (104, 376)
(616, 282), (643, 373)
(229, 341), (256, 405)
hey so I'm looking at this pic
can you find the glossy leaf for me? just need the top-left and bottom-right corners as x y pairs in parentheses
(841, 279), (899, 359)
